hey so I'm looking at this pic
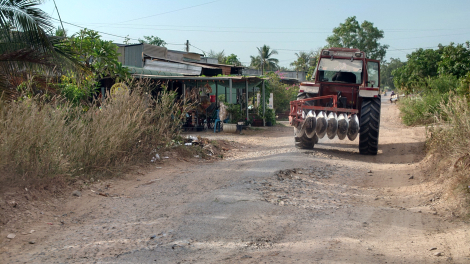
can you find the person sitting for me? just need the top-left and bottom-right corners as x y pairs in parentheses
(332, 72), (357, 83)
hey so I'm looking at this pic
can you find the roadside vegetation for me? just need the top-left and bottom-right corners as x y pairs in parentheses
(0, 1), (188, 188)
(0, 81), (188, 184)
(391, 42), (470, 216)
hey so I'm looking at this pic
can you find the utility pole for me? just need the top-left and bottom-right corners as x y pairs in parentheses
(52, 0), (65, 34)
(185, 40), (190, 52)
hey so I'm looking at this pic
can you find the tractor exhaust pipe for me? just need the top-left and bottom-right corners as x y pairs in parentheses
(326, 112), (338, 139)
(316, 111), (327, 139)
(305, 110), (317, 138)
(347, 114), (359, 141)
(337, 113), (349, 140)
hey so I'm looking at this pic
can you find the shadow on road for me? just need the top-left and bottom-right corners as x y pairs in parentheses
(303, 141), (426, 165)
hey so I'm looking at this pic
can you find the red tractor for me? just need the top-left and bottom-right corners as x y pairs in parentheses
(289, 48), (381, 155)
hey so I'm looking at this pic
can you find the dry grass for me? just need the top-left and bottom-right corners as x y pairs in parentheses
(0, 79), (189, 186)
(426, 96), (470, 216)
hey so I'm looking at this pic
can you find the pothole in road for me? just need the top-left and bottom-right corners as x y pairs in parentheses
(255, 165), (363, 210)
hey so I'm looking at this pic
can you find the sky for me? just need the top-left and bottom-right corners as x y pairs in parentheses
(41, 0), (470, 68)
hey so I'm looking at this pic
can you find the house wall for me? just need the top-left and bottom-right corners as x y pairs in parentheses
(124, 44), (144, 68)
(200, 57), (219, 64)
(117, 46), (125, 65)
(144, 60), (202, 75)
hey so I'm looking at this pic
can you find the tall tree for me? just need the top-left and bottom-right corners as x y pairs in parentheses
(326, 16), (389, 61)
(224, 53), (241, 66)
(380, 58), (405, 89)
(251, 45), (278, 74)
(138, 35), (166, 47)
(392, 48), (442, 93)
(438, 41), (470, 78)
(67, 29), (129, 80)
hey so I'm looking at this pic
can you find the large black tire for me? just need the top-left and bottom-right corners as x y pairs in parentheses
(359, 96), (381, 155)
(295, 133), (318, 149)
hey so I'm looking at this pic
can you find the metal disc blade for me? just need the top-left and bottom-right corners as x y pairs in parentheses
(316, 111), (327, 139)
(327, 112), (338, 139)
(337, 113), (349, 140)
(347, 114), (359, 141)
(305, 117), (317, 138)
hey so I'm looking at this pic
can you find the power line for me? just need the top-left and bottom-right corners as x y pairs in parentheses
(387, 32), (470, 40)
(57, 25), (334, 34)
(51, 18), (140, 40)
(388, 46), (439, 51)
(54, 20), (470, 33)
(189, 44), (207, 54)
(116, 0), (223, 24)
(48, 22), (470, 37)
(51, 17), (186, 46)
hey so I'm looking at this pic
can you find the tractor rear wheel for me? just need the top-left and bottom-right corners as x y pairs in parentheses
(359, 96), (381, 155)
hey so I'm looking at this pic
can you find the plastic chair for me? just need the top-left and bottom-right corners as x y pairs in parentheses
(214, 110), (222, 133)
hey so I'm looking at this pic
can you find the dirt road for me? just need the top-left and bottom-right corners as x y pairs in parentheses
(2, 97), (469, 263)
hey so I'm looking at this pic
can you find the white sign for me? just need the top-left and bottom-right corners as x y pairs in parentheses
(256, 93), (260, 107)
(268, 93), (274, 109)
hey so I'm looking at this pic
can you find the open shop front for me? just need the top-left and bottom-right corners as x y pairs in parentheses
(131, 74), (267, 132)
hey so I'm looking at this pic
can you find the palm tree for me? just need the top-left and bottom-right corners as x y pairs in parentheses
(255, 45), (279, 74)
(0, 0), (76, 100)
(249, 55), (261, 69)
(290, 51), (312, 72)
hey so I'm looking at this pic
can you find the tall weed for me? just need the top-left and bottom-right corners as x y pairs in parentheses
(0, 79), (188, 183)
(427, 96), (470, 216)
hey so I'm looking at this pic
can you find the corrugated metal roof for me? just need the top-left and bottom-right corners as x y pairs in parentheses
(144, 60), (202, 76)
(126, 66), (183, 76)
(144, 56), (221, 70)
(196, 61), (244, 68)
(143, 44), (168, 59)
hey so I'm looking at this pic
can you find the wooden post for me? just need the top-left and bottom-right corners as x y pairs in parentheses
(229, 78), (232, 104)
(262, 80), (265, 126)
(245, 78), (249, 122)
(215, 81), (218, 106)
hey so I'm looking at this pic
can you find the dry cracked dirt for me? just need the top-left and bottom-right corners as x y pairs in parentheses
(1, 96), (470, 263)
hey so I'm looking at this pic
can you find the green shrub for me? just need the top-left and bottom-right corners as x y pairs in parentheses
(399, 92), (446, 126)
(58, 73), (98, 105)
(399, 74), (460, 126)
(424, 74), (460, 94)
(226, 103), (244, 124)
